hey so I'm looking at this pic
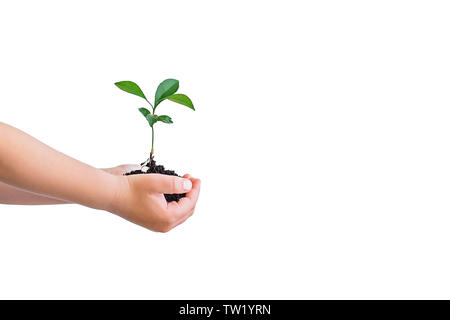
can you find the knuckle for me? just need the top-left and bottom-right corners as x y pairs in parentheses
(158, 224), (172, 233)
(158, 214), (175, 232)
(171, 177), (179, 192)
(167, 214), (177, 225)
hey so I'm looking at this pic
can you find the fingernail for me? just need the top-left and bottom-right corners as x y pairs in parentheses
(183, 179), (192, 191)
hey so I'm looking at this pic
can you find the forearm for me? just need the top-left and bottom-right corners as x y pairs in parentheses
(0, 166), (137, 205)
(0, 123), (119, 210)
(0, 181), (67, 205)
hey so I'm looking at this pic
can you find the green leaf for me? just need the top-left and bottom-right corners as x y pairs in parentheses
(145, 114), (173, 126)
(115, 81), (147, 100)
(155, 79), (179, 106)
(138, 107), (151, 118)
(157, 115), (173, 124)
(146, 114), (158, 127)
(166, 94), (195, 110)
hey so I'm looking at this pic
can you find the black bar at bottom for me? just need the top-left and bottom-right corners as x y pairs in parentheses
(0, 300), (448, 318)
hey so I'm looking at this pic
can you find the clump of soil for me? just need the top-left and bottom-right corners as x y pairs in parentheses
(125, 159), (186, 202)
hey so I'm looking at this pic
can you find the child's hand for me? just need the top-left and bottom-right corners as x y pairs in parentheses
(110, 173), (201, 232)
(0, 123), (201, 231)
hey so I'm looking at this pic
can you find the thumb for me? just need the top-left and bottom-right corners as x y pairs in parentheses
(144, 174), (192, 194)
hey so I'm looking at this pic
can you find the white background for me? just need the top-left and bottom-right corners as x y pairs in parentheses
(0, 0), (449, 299)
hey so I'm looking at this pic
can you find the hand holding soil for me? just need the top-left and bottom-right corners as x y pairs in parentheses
(111, 173), (201, 232)
(0, 122), (200, 232)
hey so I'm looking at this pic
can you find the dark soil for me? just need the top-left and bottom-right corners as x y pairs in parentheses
(125, 159), (186, 202)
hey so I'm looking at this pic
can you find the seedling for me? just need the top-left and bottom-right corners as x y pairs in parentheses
(114, 79), (195, 165)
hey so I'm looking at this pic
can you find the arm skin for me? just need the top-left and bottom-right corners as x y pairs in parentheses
(0, 181), (67, 205)
(0, 123), (201, 232)
(0, 165), (140, 205)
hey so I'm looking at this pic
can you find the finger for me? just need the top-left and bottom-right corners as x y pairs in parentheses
(163, 178), (200, 231)
(167, 178), (201, 218)
(184, 177), (201, 203)
(143, 174), (192, 194)
(171, 208), (195, 230)
(173, 185), (199, 225)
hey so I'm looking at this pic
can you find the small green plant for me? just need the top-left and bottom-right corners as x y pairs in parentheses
(115, 79), (195, 164)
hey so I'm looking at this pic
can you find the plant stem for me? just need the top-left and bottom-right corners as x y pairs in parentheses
(150, 125), (154, 162)
(146, 98), (156, 163)
(146, 98), (154, 109)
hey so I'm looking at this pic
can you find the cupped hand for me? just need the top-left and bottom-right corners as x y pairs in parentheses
(109, 172), (201, 232)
